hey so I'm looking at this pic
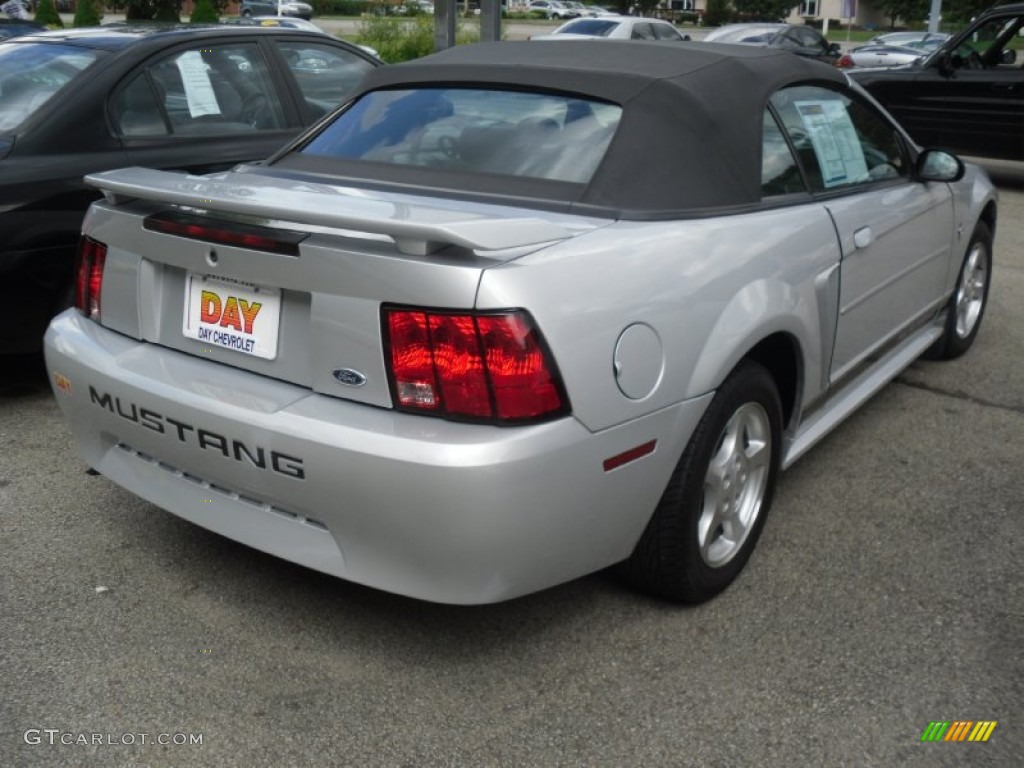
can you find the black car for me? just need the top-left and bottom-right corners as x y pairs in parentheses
(702, 23), (841, 64)
(851, 3), (1024, 161)
(0, 25), (378, 356)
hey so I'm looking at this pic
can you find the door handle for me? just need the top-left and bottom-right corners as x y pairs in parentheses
(853, 226), (873, 249)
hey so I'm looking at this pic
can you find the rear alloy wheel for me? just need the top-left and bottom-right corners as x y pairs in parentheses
(619, 361), (782, 603)
(926, 221), (992, 360)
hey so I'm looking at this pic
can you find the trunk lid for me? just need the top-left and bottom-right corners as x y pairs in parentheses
(83, 167), (608, 409)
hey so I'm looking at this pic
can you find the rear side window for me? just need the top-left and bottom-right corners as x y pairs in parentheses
(273, 41), (375, 120)
(769, 85), (907, 192)
(113, 43), (286, 137)
(557, 20), (618, 37)
(0, 42), (103, 131)
(300, 88), (622, 184)
(761, 109), (805, 197)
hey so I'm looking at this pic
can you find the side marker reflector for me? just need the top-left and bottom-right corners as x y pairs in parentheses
(603, 440), (657, 472)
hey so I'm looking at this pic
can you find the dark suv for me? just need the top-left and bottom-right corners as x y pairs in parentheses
(851, 3), (1024, 161)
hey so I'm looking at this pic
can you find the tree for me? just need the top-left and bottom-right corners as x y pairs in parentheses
(873, 0), (929, 28)
(73, 0), (103, 26)
(704, 0), (732, 26)
(944, 0), (1000, 24)
(190, 0), (219, 22)
(733, 0), (796, 22)
(124, 0), (182, 21)
(34, 0), (64, 27)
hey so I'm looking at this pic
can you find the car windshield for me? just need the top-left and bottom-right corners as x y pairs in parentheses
(558, 19), (619, 36)
(0, 42), (104, 132)
(299, 87), (622, 183)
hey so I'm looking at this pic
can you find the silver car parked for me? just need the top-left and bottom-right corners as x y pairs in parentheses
(46, 42), (996, 605)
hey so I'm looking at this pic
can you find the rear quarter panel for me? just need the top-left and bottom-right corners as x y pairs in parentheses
(476, 204), (843, 433)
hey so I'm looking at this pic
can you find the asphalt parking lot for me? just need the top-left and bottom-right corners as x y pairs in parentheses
(1, 160), (1021, 767)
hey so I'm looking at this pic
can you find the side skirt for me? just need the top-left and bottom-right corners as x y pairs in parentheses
(781, 321), (944, 469)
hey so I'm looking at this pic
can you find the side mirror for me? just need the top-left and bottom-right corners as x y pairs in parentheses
(937, 51), (955, 75)
(828, 42), (841, 56)
(917, 149), (965, 183)
(1001, 48), (1017, 64)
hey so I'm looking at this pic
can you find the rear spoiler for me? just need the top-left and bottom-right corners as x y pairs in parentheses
(85, 167), (580, 257)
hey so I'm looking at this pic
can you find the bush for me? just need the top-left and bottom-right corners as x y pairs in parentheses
(34, 0), (64, 27)
(311, 0), (374, 14)
(356, 14), (479, 63)
(190, 0), (219, 22)
(703, 0), (731, 27)
(73, 0), (103, 26)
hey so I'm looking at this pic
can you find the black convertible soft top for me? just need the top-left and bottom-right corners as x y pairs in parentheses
(275, 41), (848, 217)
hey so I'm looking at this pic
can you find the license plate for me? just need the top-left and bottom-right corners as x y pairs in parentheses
(183, 273), (281, 360)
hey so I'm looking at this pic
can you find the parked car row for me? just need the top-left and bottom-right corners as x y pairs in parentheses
(0, 8), (1011, 607)
(33, 36), (996, 606)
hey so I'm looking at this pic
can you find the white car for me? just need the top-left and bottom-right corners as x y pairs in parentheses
(533, 16), (690, 41)
(529, 0), (579, 19)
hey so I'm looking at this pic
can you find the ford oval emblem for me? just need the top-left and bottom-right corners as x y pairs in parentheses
(332, 368), (367, 387)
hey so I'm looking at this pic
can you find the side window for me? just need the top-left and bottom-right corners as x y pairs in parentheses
(113, 74), (168, 137)
(274, 42), (376, 120)
(777, 33), (802, 52)
(631, 24), (656, 41)
(769, 85), (907, 193)
(795, 27), (825, 51)
(653, 23), (683, 41)
(761, 109), (805, 197)
(114, 43), (286, 137)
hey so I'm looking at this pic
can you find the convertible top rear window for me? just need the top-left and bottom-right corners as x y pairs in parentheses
(299, 88), (622, 184)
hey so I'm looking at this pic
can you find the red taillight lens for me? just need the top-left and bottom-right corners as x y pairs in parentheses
(384, 307), (568, 424)
(74, 237), (107, 320)
(837, 54), (854, 69)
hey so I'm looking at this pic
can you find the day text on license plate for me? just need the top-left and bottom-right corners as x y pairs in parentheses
(183, 273), (281, 360)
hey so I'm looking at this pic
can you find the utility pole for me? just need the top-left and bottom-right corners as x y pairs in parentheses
(435, 0), (503, 50)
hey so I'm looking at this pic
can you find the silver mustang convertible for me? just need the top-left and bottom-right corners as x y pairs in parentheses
(45, 42), (997, 604)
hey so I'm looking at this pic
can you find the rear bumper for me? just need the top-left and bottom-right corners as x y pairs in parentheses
(45, 312), (710, 603)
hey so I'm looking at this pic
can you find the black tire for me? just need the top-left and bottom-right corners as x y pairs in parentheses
(618, 361), (782, 603)
(925, 221), (992, 360)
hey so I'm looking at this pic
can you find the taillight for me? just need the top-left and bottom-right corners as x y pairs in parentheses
(384, 307), (568, 424)
(836, 54), (854, 69)
(74, 237), (107, 321)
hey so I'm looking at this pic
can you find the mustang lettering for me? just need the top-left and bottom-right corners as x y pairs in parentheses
(88, 386), (305, 479)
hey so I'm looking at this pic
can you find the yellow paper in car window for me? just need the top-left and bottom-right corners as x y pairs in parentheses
(176, 50), (221, 118)
(794, 100), (869, 188)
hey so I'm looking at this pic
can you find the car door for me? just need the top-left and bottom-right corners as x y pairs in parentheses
(110, 37), (304, 175)
(769, 84), (955, 382)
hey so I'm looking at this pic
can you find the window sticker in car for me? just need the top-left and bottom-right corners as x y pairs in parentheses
(175, 51), (221, 118)
(794, 100), (868, 188)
